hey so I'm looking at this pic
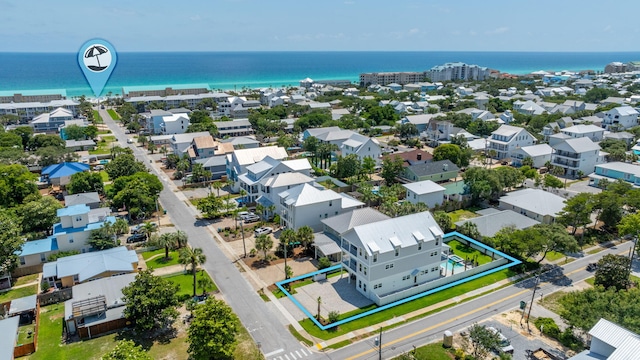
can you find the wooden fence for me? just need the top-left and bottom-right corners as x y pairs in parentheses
(38, 288), (72, 306)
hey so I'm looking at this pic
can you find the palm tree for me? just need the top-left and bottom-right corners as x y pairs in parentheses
(140, 221), (158, 241)
(157, 233), (176, 259)
(255, 234), (273, 261)
(279, 229), (296, 280)
(297, 226), (315, 253)
(173, 230), (188, 249)
(179, 247), (207, 297)
(256, 203), (265, 224)
(211, 181), (225, 197)
(267, 204), (276, 221)
(197, 275), (214, 296)
(112, 218), (129, 235)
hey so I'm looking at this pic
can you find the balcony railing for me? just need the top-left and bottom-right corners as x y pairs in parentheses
(554, 151), (580, 159)
(552, 159), (578, 168)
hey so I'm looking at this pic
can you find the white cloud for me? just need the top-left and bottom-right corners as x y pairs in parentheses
(408, 28), (419, 35)
(485, 27), (509, 35)
(190, 15), (202, 21)
(603, 25), (612, 33)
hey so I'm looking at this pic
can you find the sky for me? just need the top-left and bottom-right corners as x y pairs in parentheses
(2, 0), (640, 52)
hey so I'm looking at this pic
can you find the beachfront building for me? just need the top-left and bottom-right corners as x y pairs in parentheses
(550, 137), (604, 178)
(402, 180), (446, 208)
(589, 162), (640, 188)
(336, 211), (445, 305)
(18, 204), (116, 273)
(0, 89), (67, 104)
(498, 189), (565, 224)
(213, 119), (254, 137)
(237, 156), (311, 203)
(602, 106), (639, 130)
(125, 92), (231, 115)
(122, 84), (210, 98)
(0, 99), (80, 122)
(43, 246), (138, 288)
(488, 125), (537, 160)
(426, 62), (491, 82)
(29, 107), (75, 132)
(359, 72), (426, 87)
(511, 144), (553, 168)
(279, 183), (363, 231)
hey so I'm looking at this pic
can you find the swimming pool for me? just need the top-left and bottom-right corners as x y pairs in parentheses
(449, 254), (464, 263)
(441, 259), (464, 274)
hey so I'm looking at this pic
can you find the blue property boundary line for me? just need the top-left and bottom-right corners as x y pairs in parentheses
(275, 231), (522, 331)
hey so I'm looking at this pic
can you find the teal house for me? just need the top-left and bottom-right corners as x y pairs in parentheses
(589, 162), (640, 187)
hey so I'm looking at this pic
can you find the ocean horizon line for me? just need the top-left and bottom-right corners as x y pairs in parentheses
(3, 50), (640, 55)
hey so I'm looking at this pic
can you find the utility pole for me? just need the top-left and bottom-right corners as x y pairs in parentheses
(240, 220), (246, 258)
(527, 275), (540, 332)
(378, 327), (382, 360)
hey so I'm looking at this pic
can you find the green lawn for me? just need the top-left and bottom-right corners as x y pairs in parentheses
(447, 239), (493, 265)
(98, 170), (109, 182)
(141, 248), (166, 260)
(447, 209), (479, 224)
(107, 109), (120, 120)
(89, 136), (117, 155)
(28, 303), (189, 360)
(17, 324), (36, 346)
(146, 251), (181, 269)
(397, 343), (453, 360)
(92, 110), (103, 124)
(97, 130), (111, 135)
(13, 274), (39, 287)
(545, 251), (568, 262)
(163, 271), (217, 298)
(0, 284), (37, 303)
(300, 268), (515, 340)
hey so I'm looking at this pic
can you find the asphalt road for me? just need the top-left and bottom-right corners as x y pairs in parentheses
(322, 241), (634, 360)
(99, 109), (306, 359)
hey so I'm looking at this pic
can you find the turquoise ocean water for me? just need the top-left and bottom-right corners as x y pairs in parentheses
(1, 51), (640, 97)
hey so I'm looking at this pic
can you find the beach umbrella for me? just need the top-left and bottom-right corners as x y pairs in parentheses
(84, 45), (109, 70)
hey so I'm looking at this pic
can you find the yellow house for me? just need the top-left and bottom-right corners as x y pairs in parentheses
(43, 247), (139, 288)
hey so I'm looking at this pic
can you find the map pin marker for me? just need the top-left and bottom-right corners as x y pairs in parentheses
(78, 39), (117, 97)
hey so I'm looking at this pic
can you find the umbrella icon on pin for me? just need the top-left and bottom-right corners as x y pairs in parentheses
(84, 45), (109, 72)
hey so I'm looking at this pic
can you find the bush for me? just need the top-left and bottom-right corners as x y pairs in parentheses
(328, 310), (340, 323)
(318, 257), (332, 270)
(177, 293), (192, 303)
(559, 327), (584, 352)
(454, 349), (465, 360)
(534, 317), (560, 338)
(41, 281), (50, 292)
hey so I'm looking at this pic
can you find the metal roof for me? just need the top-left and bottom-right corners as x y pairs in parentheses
(41, 162), (90, 179)
(455, 210), (540, 237)
(8, 294), (37, 315)
(321, 208), (390, 235)
(20, 237), (58, 256)
(499, 189), (566, 217)
(0, 316), (19, 360)
(403, 180), (446, 195)
(313, 233), (342, 256)
(47, 247), (138, 282)
(589, 318), (640, 351)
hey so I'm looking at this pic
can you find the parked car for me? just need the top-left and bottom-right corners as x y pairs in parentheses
(94, 164), (104, 171)
(254, 227), (273, 236)
(126, 233), (146, 243)
(243, 214), (260, 223)
(587, 263), (598, 272)
(127, 138), (134, 144)
(487, 327), (514, 354)
(131, 222), (157, 234)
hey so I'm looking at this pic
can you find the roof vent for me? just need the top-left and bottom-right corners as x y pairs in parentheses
(417, 153), (422, 161)
(443, 163), (448, 171)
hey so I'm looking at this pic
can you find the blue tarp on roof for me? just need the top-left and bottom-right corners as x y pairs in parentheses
(20, 237), (58, 256)
(41, 162), (90, 179)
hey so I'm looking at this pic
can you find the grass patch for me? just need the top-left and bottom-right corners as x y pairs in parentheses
(300, 267), (515, 340)
(539, 290), (566, 314)
(288, 325), (314, 346)
(273, 287), (296, 299)
(585, 277), (595, 286)
(545, 251), (567, 262)
(98, 170), (109, 182)
(92, 110), (103, 124)
(98, 130), (111, 135)
(447, 239), (492, 265)
(325, 339), (352, 350)
(447, 209), (479, 224)
(233, 321), (265, 360)
(107, 109), (120, 120)
(146, 251), (181, 269)
(17, 324), (36, 345)
(0, 284), (37, 303)
(163, 271), (217, 299)
(89, 135), (117, 155)
(402, 342), (453, 360)
(30, 303), (189, 360)
(587, 248), (603, 255)
(13, 274), (39, 287)
(141, 248), (166, 260)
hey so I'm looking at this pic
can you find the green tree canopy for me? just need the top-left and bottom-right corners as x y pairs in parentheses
(187, 298), (239, 360)
(0, 164), (38, 207)
(105, 153), (147, 180)
(333, 154), (362, 180)
(27, 134), (64, 151)
(101, 340), (151, 360)
(557, 193), (595, 235)
(121, 270), (179, 332)
(63, 124), (87, 141)
(16, 195), (62, 235)
(381, 155), (404, 185)
(559, 287), (640, 333)
(68, 171), (104, 195)
(595, 254), (631, 291)
(0, 212), (24, 273)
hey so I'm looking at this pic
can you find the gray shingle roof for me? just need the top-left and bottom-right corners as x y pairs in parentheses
(406, 160), (459, 177)
(321, 207), (390, 235)
(455, 210), (539, 237)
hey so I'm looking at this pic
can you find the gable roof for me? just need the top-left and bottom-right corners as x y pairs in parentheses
(260, 172), (314, 188)
(233, 146), (288, 166)
(403, 180), (446, 195)
(193, 135), (216, 149)
(343, 211), (442, 255)
(279, 183), (341, 206)
(383, 149), (433, 166)
(552, 137), (600, 153)
(64, 192), (100, 207)
(20, 237), (58, 256)
(321, 207), (390, 235)
(455, 210), (539, 237)
(500, 189), (565, 217)
(589, 318), (640, 353)
(561, 124), (604, 134)
(43, 247), (138, 282)
(492, 124), (528, 137)
(518, 144), (553, 158)
(406, 159), (459, 177)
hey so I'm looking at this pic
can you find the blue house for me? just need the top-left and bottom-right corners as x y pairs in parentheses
(589, 162), (640, 188)
(41, 162), (90, 186)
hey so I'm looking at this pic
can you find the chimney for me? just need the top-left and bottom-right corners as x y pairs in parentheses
(417, 153), (422, 161)
(443, 163), (448, 171)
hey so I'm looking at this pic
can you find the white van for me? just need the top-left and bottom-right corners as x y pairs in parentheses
(127, 138), (134, 144)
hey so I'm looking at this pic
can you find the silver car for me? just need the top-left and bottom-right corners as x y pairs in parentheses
(254, 227), (273, 236)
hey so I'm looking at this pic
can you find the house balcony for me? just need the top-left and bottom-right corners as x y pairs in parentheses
(554, 151), (580, 159)
(552, 158), (579, 169)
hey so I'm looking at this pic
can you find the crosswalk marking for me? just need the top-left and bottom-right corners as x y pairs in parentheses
(269, 348), (310, 360)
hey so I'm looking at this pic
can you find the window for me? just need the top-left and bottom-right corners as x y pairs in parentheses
(363, 284), (366, 292)
(395, 248), (399, 256)
(75, 216), (82, 222)
(418, 242), (422, 250)
(374, 283), (382, 289)
(402, 275), (410, 281)
(364, 267), (367, 275)
(40, 253), (46, 262)
(325, 213), (328, 218)
(432, 267), (438, 272)
(373, 254), (378, 263)
(359, 248), (362, 256)
(329, 201), (332, 207)
(73, 274), (79, 282)
(359, 263), (362, 272)
(20, 256), (25, 265)
(385, 263), (394, 270)
(358, 280), (362, 288)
